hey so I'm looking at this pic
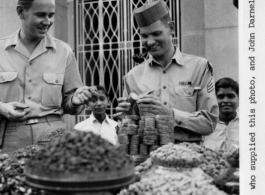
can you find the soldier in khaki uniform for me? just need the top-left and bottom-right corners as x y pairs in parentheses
(115, 0), (218, 143)
(0, 0), (97, 154)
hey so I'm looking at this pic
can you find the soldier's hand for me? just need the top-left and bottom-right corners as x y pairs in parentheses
(137, 94), (173, 116)
(113, 97), (131, 119)
(72, 86), (98, 106)
(0, 102), (31, 121)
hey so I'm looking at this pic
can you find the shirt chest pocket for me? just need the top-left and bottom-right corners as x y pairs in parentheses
(0, 72), (19, 102)
(175, 85), (201, 97)
(42, 73), (64, 107)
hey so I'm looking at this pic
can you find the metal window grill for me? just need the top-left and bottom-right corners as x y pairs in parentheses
(74, 0), (180, 122)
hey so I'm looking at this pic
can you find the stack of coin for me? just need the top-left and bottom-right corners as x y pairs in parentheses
(143, 135), (158, 145)
(129, 144), (139, 155)
(144, 127), (158, 135)
(138, 120), (145, 129)
(139, 144), (148, 155)
(118, 134), (129, 144)
(118, 126), (128, 135)
(157, 125), (169, 134)
(131, 135), (140, 145)
(156, 115), (174, 144)
(127, 124), (138, 135)
(159, 134), (173, 145)
(144, 117), (156, 128)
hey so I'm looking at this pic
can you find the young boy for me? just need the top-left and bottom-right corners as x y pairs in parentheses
(203, 78), (239, 152)
(74, 86), (118, 145)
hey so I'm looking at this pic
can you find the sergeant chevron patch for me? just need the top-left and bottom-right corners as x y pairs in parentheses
(207, 78), (214, 93)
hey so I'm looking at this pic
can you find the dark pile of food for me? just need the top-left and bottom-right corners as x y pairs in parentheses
(26, 131), (134, 180)
(0, 128), (69, 195)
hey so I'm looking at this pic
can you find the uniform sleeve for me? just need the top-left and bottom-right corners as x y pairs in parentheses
(172, 61), (219, 135)
(62, 52), (85, 115)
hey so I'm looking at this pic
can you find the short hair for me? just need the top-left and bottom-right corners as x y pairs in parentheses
(160, 13), (172, 27)
(18, 0), (34, 10)
(96, 85), (109, 98)
(215, 78), (239, 97)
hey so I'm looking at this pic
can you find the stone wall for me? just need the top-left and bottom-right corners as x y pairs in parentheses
(181, 0), (238, 82)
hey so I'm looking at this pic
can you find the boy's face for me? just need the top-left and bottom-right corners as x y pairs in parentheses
(216, 87), (239, 116)
(88, 90), (109, 115)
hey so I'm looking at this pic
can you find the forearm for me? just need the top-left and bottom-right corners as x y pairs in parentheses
(172, 108), (218, 135)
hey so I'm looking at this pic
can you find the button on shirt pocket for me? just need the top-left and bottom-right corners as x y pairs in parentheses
(0, 72), (19, 102)
(174, 85), (201, 112)
(42, 73), (64, 107)
(175, 85), (199, 97)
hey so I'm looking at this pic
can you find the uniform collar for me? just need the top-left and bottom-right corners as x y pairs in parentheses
(91, 112), (110, 124)
(149, 47), (184, 67)
(5, 29), (57, 51)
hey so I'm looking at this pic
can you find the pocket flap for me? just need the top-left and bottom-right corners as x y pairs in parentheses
(43, 73), (64, 85)
(0, 72), (18, 83)
(175, 85), (201, 96)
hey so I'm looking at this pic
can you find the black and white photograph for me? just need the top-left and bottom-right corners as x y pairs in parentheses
(0, 0), (263, 194)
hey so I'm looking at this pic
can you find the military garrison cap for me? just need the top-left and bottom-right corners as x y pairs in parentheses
(134, 0), (169, 28)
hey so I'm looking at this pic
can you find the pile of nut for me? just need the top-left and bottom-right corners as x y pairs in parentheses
(0, 151), (45, 195)
(26, 131), (133, 174)
(117, 115), (174, 156)
(135, 142), (231, 180)
(134, 157), (154, 174)
(179, 142), (230, 178)
(150, 143), (203, 168)
(118, 166), (228, 195)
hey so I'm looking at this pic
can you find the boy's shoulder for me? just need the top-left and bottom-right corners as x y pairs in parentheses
(74, 117), (91, 130)
(107, 117), (118, 127)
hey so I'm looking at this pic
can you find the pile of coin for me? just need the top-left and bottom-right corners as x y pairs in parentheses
(117, 115), (140, 155)
(117, 115), (175, 156)
(156, 115), (174, 145)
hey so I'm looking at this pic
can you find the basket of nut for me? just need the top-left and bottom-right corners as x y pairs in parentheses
(24, 131), (135, 192)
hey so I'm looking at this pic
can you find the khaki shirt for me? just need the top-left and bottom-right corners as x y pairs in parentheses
(123, 48), (218, 142)
(0, 30), (84, 117)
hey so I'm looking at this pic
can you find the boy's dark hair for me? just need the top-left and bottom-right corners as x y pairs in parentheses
(18, 0), (34, 10)
(96, 85), (109, 98)
(215, 78), (239, 96)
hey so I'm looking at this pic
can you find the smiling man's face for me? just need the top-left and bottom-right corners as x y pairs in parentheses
(216, 87), (239, 116)
(139, 19), (173, 59)
(21, 0), (55, 41)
